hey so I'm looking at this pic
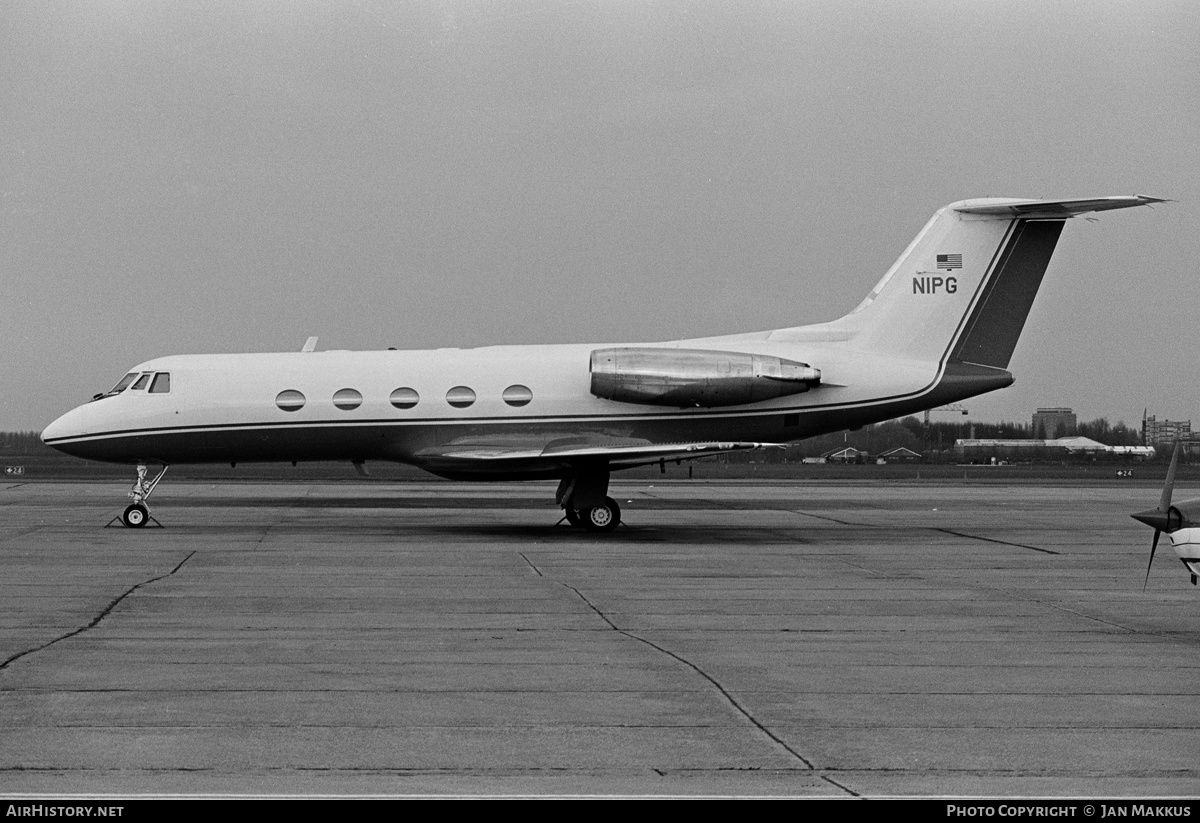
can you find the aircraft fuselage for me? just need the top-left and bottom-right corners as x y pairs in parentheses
(42, 340), (981, 476)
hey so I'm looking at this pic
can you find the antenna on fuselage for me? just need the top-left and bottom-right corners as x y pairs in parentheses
(301, 337), (319, 353)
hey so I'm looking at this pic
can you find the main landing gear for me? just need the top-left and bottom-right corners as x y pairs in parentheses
(561, 497), (622, 532)
(556, 472), (621, 533)
(108, 464), (168, 528)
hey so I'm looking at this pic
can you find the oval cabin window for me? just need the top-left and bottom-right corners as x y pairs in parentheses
(276, 390), (306, 412)
(446, 386), (476, 408)
(502, 384), (533, 407)
(333, 388), (363, 410)
(390, 387), (419, 409)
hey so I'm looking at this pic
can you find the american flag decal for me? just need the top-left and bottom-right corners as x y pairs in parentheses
(936, 253), (963, 270)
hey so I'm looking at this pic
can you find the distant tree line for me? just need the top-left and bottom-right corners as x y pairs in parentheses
(1074, 418), (1141, 446)
(0, 431), (56, 456)
(717, 416), (1148, 463)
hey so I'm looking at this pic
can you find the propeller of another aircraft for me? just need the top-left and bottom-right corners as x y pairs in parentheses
(1130, 441), (1200, 589)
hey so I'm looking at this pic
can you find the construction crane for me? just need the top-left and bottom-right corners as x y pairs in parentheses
(923, 404), (969, 454)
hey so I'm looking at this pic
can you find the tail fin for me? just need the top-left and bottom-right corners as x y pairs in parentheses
(835, 196), (1163, 368)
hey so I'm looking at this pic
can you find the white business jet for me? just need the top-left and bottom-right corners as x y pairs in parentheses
(42, 195), (1162, 531)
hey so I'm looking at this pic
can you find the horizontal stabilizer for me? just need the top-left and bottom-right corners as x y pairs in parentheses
(953, 195), (1167, 219)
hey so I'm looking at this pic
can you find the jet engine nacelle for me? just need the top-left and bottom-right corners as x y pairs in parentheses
(589, 347), (821, 408)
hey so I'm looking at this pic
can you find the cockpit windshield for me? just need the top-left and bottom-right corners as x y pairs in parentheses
(91, 370), (171, 401)
(94, 373), (138, 400)
(112, 373), (139, 392)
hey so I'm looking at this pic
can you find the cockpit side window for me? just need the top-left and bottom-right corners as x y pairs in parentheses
(130, 373), (152, 391)
(149, 373), (171, 394)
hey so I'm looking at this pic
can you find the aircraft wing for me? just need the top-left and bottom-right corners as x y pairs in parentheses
(412, 438), (780, 476)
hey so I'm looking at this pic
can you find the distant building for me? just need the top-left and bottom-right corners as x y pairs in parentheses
(880, 447), (922, 463)
(1143, 414), (1192, 447)
(954, 437), (1155, 461)
(822, 447), (863, 463)
(1032, 407), (1077, 439)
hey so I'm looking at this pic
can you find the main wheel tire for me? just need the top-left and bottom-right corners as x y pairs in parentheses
(564, 507), (583, 527)
(583, 497), (621, 533)
(123, 503), (148, 528)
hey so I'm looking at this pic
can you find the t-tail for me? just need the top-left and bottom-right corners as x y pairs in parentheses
(832, 196), (1165, 377)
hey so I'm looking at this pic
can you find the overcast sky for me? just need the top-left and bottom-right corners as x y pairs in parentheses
(3, 0), (1197, 432)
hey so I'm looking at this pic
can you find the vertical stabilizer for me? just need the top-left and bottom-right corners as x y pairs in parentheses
(833, 196), (1162, 369)
(840, 204), (1021, 364)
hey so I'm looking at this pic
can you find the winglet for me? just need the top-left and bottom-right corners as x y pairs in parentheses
(301, 336), (319, 353)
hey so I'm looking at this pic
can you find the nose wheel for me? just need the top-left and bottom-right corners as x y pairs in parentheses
(106, 464), (168, 528)
(122, 503), (150, 528)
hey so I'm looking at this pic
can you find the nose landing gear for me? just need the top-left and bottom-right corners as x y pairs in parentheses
(107, 464), (168, 528)
(122, 503), (149, 528)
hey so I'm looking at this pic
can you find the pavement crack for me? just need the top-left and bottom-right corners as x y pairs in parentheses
(517, 552), (543, 576)
(933, 528), (1059, 555)
(819, 774), (861, 797)
(789, 510), (859, 526)
(253, 495), (301, 548)
(0, 550), (197, 674)
(978, 583), (1179, 638)
(557, 581), (816, 770)
(832, 556), (907, 580)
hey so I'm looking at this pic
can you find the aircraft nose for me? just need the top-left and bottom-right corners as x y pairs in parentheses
(41, 414), (69, 445)
(41, 405), (93, 452)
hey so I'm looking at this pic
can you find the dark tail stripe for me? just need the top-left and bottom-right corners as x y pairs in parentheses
(950, 219), (1065, 369)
